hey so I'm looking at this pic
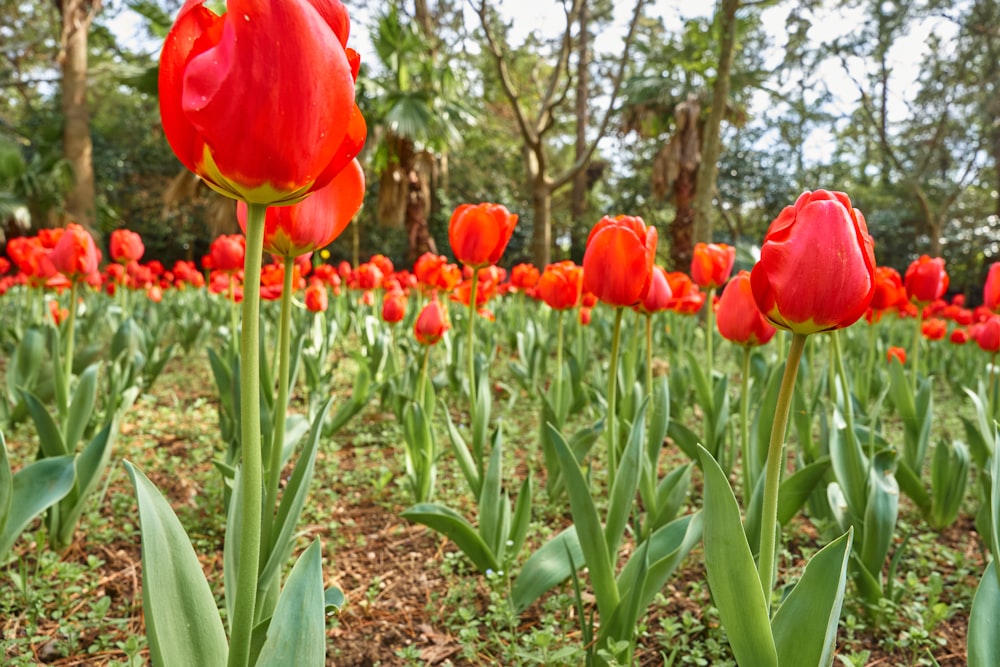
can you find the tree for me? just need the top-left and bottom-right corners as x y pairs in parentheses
(835, 0), (987, 256)
(691, 0), (741, 248)
(58, 0), (101, 235)
(365, 1), (471, 266)
(475, 0), (645, 267)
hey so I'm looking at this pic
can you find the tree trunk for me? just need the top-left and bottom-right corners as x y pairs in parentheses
(405, 166), (436, 266)
(571, 0), (590, 224)
(531, 178), (553, 268)
(60, 0), (98, 236)
(692, 0), (739, 245)
(670, 169), (696, 272)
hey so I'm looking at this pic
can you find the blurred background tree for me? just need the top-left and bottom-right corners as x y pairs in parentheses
(1, 0), (998, 299)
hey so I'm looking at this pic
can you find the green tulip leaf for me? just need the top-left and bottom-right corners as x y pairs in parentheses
(772, 528), (853, 667)
(20, 390), (67, 458)
(125, 461), (228, 667)
(260, 399), (331, 589)
(256, 540), (325, 667)
(550, 423), (620, 621)
(969, 560), (1000, 667)
(0, 450), (75, 558)
(697, 445), (777, 667)
(401, 503), (499, 574)
(510, 526), (584, 613)
(64, 364), (99, 452)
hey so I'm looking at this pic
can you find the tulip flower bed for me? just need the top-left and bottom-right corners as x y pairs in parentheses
(1, 213), (998, 666)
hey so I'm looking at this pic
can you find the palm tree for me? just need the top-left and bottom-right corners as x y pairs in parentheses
(366, 3), (471, 266)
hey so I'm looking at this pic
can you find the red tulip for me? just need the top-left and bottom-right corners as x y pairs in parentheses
(750, 190), (875, 334)
(975, 316), (1000, 353)
(448, 203), (518, 269)
(950, 328), (969, 345)
(109, 229), (145, 264)
(690, 243), (735, 290)
(382, 290), (407, 323)
(904, 255), (949, 305)
(0, 257), (9, 275)
(236, 160), (364, 257)
(414, 299), (448, 345)
(984, 262), (1000, 313)
(870, 266), (907, 312)
(7, 236), (58, 285)
(50, 223), (99, 280)
(920, 318), (947, 341)
(715, 270), (776, 347)
(209, 234), (246, 273)
(582, 215), (658, 307)
(147, 285), (164, 303)
(537, 261), (583, 311)
(304, 283), (328, 312)
(638, 265), (673, 314)
(510, 263), (540, 293)
(158, 0), (365, 205)
(664, 271), (706, 315)
(887, 346), (907, 364)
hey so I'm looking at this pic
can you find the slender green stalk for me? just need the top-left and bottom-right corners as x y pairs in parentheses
(555, 309), (565, 422)
(705, 286), (716, 378)
(264, 256), (296, 535)
(739, 345), (753, 502)
(863, 320), (877, 403)
(645, 313), (654, 399)
(64, 280), (78, 382)
(758, 331), (807, 613)
(990, 352), (998, 422)
(227, 204), (267, 667)
(607, 307), (625, 483)
(830, 331), (856, 444)
(910, 308), (924, 394)
(466, 269), (479, 406)
(418, 345), (431, 408)
(229, 278), (240, 346)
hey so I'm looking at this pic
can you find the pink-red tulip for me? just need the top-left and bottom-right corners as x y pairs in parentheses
(984, 262), (1000, 313)
(750, 190), (875, 334)
(109, 229), (145, 264)
(904, 255), (949, 305)
(582, 215), (658, 307)
(50, 223), (100, 280)
(715, 270), (776, 347)
(414, 299), (449, 345)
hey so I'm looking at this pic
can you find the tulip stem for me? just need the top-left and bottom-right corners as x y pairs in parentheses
(555, 309), (565, 423)
(607, 307), (625, 484)
(264, 256), (296, 542)
(418, 345), (431, 409)
(910, 308), (923, 395)
(645, 313), (654, 400)
(758, 331), (807, 615)
(228, 203), (267, 667)
(740, 345), (753, 502)
(466, 269), (479, 407)
(64, 280), (78, 384)
(705, 286), (716, 378)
